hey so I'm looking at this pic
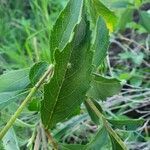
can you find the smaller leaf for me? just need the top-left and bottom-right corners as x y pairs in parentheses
(60, 144), (86, 150)
(60, 126), (109, 150)
(118, 8), (134, 31)
(92, 0), (117, 32)
(86, 126), (109, 150)
(2, 128), (20, 150)
(54, 114), (88, 140)
(130, 76), (142, 87)
(108, 118), (144, 131)
(0, 68), (30, 109)
(28, 98), (41, 112)
(139, 11), (150, 33)
(87, 74), (122, 100)
(0, 90), (28, 110)
(85, 99), (103, 124)
(29, 61), (49, 85)
(85, 99), (127, 150)
(0, 68), (30, 92)
(109, 134), (125, 150)
(111, 1), (133, 9)
(92, 17), (109, 68)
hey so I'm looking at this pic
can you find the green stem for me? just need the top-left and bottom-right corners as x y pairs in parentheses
(85, 99), (127, 150)
(0, 64), (54, 140)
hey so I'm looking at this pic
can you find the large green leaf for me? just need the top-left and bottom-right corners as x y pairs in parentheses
(41, 18), (93, 129)
(50, 0), (83, 61)
(92, 17), (109, 68)
(87, 74), (122, 100)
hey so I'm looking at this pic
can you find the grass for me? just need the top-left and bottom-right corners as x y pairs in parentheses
(0, 0), (67, 70)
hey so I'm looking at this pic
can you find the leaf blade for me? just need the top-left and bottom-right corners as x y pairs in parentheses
(88, 0), (117, 32)
(41, 18), (93, 129)
(0, 68), (29, 92)
(50, 0), (83, 61)
(93, 17), (109, 68)
(87, 74), (122, 100)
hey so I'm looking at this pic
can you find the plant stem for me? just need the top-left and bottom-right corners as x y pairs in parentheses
(33, 37), (40, 62)
(40, 122), (48, 150)
(0, 64), (54, 140)
(85, 99), (127, 150)
(34, 125), (41, 150)
(45, 129), (58, 150)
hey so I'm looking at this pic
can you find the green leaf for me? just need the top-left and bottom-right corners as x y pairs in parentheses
(105, 123), (127, 150)
(134, 0), (142, 7)
(0, 69), (30, 109)
(84, 100), (127, 150)
(87, 74), (122, 100)
(2, 128), (20, 150)
(60, 144), (86, 150)
(28, 98), (41, 112)
(54, 114), (88, 140)
(29, 62), (49, 86)
(118, 8), (134, 31)
(0, 68), (30, 92)
(139, 11), (150, 33)
(111, 1), (133, 9)
(0, 141), (4, 150)
(108, 118), (144, 131)
(130, 76), (142, 87)
(86, 126), (109, 150)
(60, 126), (109, 150)
(50, 0), (83, 61)
(109, 135), (124, 150)
(87, 0), (117, 31)
(0, 90), (28, 110)
(85, 99), (103, 124)
(41, 18), (93, 129)
(119, 51), (144, 65)
(93, 17), (109, 68)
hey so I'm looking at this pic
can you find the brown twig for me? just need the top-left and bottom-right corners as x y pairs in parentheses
(40, 122), (48, 150)
(45, 129), (58, 150)
(34, 126), (41, 150)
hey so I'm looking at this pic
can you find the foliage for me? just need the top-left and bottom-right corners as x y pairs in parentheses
(0, 0), (149, 149)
